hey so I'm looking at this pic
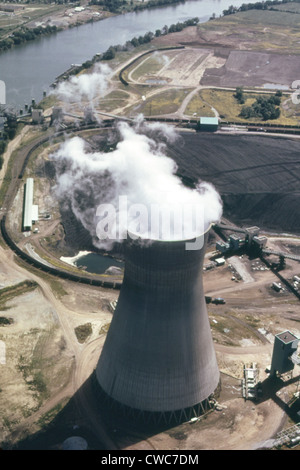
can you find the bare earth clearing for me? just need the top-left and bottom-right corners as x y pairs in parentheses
(126, 45), (300, 90)
(1, 230), (300, 450)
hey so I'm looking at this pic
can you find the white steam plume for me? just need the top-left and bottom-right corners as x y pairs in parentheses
(51, 120), (222, 249)
(52, 63), (112, 104)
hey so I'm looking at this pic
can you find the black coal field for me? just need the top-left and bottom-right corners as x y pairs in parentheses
(56, 130), (300, 252)
(168, 132), (300, 235)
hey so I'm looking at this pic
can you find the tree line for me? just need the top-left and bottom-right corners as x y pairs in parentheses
(222, 0), (299, 17)
(0, 25), (58, 53)
(73, 17), (199, 68)
(101, 17), (199, 59)
(234, 87), (283, 121)
(89, 0), (185, 14)
(0, 113), (18, 170)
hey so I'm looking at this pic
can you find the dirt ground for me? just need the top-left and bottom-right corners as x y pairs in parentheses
(0, 241), (117, 447)
(152, 9), (300, 55)
(126, 45), (300, 90)
(1, 218), (299, 449)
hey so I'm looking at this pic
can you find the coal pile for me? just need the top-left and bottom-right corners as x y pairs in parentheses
(51, 131), (300, 254)
(169, 133), (300, 235)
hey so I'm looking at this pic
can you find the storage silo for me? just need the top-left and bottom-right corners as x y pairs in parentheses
(95, 228), (220, 424)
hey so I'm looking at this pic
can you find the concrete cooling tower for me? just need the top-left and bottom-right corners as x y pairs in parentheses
(95, 228), (220, 425)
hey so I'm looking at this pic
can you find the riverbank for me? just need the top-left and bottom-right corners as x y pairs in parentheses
(43, 5), (300, 127)
(0, 1), (114, 53)
(0, 0), (184, 53)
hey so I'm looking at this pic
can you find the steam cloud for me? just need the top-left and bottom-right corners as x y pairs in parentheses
(51, 119), (222, 250)
(53, 63), (112, 104)
(50, 62), (222, 248)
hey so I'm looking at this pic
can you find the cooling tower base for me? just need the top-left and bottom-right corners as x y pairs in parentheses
(92, 371), (220, 427)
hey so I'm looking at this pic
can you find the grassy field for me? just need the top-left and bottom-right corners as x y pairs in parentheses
(209, 312), (263, 348)
(129, 51), (175, 82)
(0, 280), (38, 311)
(37, 94), (58, 112)
(130, 55), (165, 81)
(184, 97), (216, 118)
(129, 88), (193, 116)
(197, 89), (300, 125)
(184, 92), (218, 118)
(271, 2), (300, 13)
(97, 90), (131, 113)
(198, 9), (300, 54)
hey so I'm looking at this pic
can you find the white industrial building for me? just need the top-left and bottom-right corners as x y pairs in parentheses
(23, 178), (38, 231)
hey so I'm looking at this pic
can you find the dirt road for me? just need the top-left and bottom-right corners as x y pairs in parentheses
(0, 242), (115, 448)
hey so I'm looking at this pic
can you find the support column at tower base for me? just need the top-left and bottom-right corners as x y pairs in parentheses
(91, 371), (221, 428)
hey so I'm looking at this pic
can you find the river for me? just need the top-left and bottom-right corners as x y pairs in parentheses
(0, 0), (260, 109)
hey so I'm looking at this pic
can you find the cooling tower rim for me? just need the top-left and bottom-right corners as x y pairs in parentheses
(127, 223), (212, 244)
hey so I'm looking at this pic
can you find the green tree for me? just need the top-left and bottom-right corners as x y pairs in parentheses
(234, 86), (245, 104)
(102, 46), (116, 60)
(240, 94), (281, 121)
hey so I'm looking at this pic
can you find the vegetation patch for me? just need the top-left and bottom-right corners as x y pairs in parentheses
(135, 88), (193, 116)
(75, 323), (93, 343)
(244, 315), (261, 328)
(37, 94), (58, 112)
(0, 280), (38, 311)
(16, 327), (64, 408)
(0, 117), (20, 172)
(99, 322), (110, 335)
(168, 429), (188, 441)
(97, 90), (130, 112)
(0, 317), (14, 326)
(130, 53), (171, 81)
(37, 399), (69, 429)
(200, 88), (298, 125)
(184, 92), (216, 118)
(240, 93), (282, 120)
(13, 257), (69, 299)
(194, 10), (300, 75)
(200, 89), (247, 122)
(209, 312), (262, 347)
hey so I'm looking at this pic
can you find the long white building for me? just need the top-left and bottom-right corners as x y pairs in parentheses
(23, 178), (38, 231)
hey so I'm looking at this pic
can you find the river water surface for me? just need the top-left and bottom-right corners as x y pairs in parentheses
(0, 0), (259, 108)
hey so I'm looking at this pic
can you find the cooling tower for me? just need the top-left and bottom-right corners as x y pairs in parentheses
(95, 228), (220, 424)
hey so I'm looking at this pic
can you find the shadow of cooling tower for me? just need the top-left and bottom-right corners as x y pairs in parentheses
(10, 371), (213, 450)
(10, 371), (219, 451)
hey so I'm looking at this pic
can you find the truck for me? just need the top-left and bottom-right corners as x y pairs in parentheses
(212, 297), (226, 305)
